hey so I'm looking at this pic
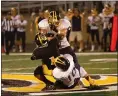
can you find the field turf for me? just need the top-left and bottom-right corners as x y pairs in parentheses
(1, 52), (117, 96)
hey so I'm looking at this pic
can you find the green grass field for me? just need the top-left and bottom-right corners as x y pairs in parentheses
(1, 52), (118, 96)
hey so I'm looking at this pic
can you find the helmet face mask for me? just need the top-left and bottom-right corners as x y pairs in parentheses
(39, 28), (49, 35)
(35, 33), (48, 48)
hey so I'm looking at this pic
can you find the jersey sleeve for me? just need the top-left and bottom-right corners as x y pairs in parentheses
(31, 47), (51, 60)
(53, 54), (74, 79)
(31, 37), (60, 60)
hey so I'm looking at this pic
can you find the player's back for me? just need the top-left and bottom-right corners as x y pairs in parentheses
(53, 54), (80, 87)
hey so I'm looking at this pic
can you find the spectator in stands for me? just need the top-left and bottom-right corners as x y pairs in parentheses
(30, 10), (44, 41)
(35, 11), (44, 33)
(87, 9), (101, 51)
(30, 11), (36, 36)
(70, 8), (84, 52)
(59, 7), (74, 21)
(16, 15), (27, 52)
(3, 12), (15, 55)
(81, 7), (91, 50)
(44, 9), (50, 18)
(11, 7), (20, 52)
(99, 4), (114, 52)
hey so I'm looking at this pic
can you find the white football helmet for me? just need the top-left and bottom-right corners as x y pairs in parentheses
(57, 19), (71, 30)
(38, 19), (50, 30)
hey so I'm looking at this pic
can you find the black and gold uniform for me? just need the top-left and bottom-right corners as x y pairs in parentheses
(31, 33), (60, 86)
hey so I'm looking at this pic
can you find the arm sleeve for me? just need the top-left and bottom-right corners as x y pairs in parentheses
(53, 68), (62, 80)
(31, 47), (51, 60)
(31, 37), (60, 60)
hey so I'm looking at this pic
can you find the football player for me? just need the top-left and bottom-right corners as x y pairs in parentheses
(31, 18), (99, 90)
(56, 19), (99, 89)
(52, 54), (90, 89)
(42, 54), (99, 90)
(31, 19), (60, 88)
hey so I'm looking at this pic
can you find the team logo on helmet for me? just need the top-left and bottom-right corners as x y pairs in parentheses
(51, 56), (70, 71)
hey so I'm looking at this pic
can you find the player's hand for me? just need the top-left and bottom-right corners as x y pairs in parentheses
(31, 55), (36, 60)
(87, 84), (103, 90)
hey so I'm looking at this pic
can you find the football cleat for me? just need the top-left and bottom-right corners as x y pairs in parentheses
(87, 77), (101, 90)
(42, 84), (56, 91)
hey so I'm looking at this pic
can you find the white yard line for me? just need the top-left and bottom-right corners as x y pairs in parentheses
(2, 58), (30, 62)
(2, 67), (36, 71)
(90, 58), (117, 62)
(82, 61), (117, 65)
(86, 68), (117, 70)
(2, 72), (117, 76)
(2, 67), (117, 72)
(1, 52), (117, 56)
(29, 86), (117, 96)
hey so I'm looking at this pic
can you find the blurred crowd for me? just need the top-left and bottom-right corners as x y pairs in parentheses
(1, 2), (118, 55)
(1, 8), (27, 55)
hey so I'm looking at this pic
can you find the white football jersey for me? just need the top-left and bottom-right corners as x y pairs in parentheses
(53, 54), (80, 87)
(16, 20), (27, 32)
(88, 16), (100, 30)
(58, 19), (71, 30)
(99, 13), (114, 29)
(11, 15), (20, 25)
(59, 37), (70, 49)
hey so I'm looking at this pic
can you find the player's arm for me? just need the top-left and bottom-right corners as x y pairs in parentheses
(30, 47), (49, 60)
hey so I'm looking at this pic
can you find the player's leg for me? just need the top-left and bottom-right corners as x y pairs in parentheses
(95, 30), (101, 51)
(108, 30), (112, 51)
(34, 65), (54, 85)
(69, 31), (76, 50)
(1, 32), (5, 53)
(103, 29), (108, 52)
(21, 32), (26, 52)
(5, 32), (9, 55)
(12, 29), (17, 52)
(80, 67), (99, 88)
(16, 32), (21, 52)
(9, 32), (15, 52)
(77, 32), (84, 52)
(90, 30), (95, 51)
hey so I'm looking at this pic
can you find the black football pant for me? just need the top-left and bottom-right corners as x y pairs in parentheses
(90, 29), (100, 45)
(1, 32), (5, 46)
(17, 32), (26, 51)
(103, 29), (112, 51)
(5, 31), (15, 54)
(34, 65), (55, 85)
(66, 29), (71, 42)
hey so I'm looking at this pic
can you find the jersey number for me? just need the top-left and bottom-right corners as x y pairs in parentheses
(68, 67), (76, 81)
